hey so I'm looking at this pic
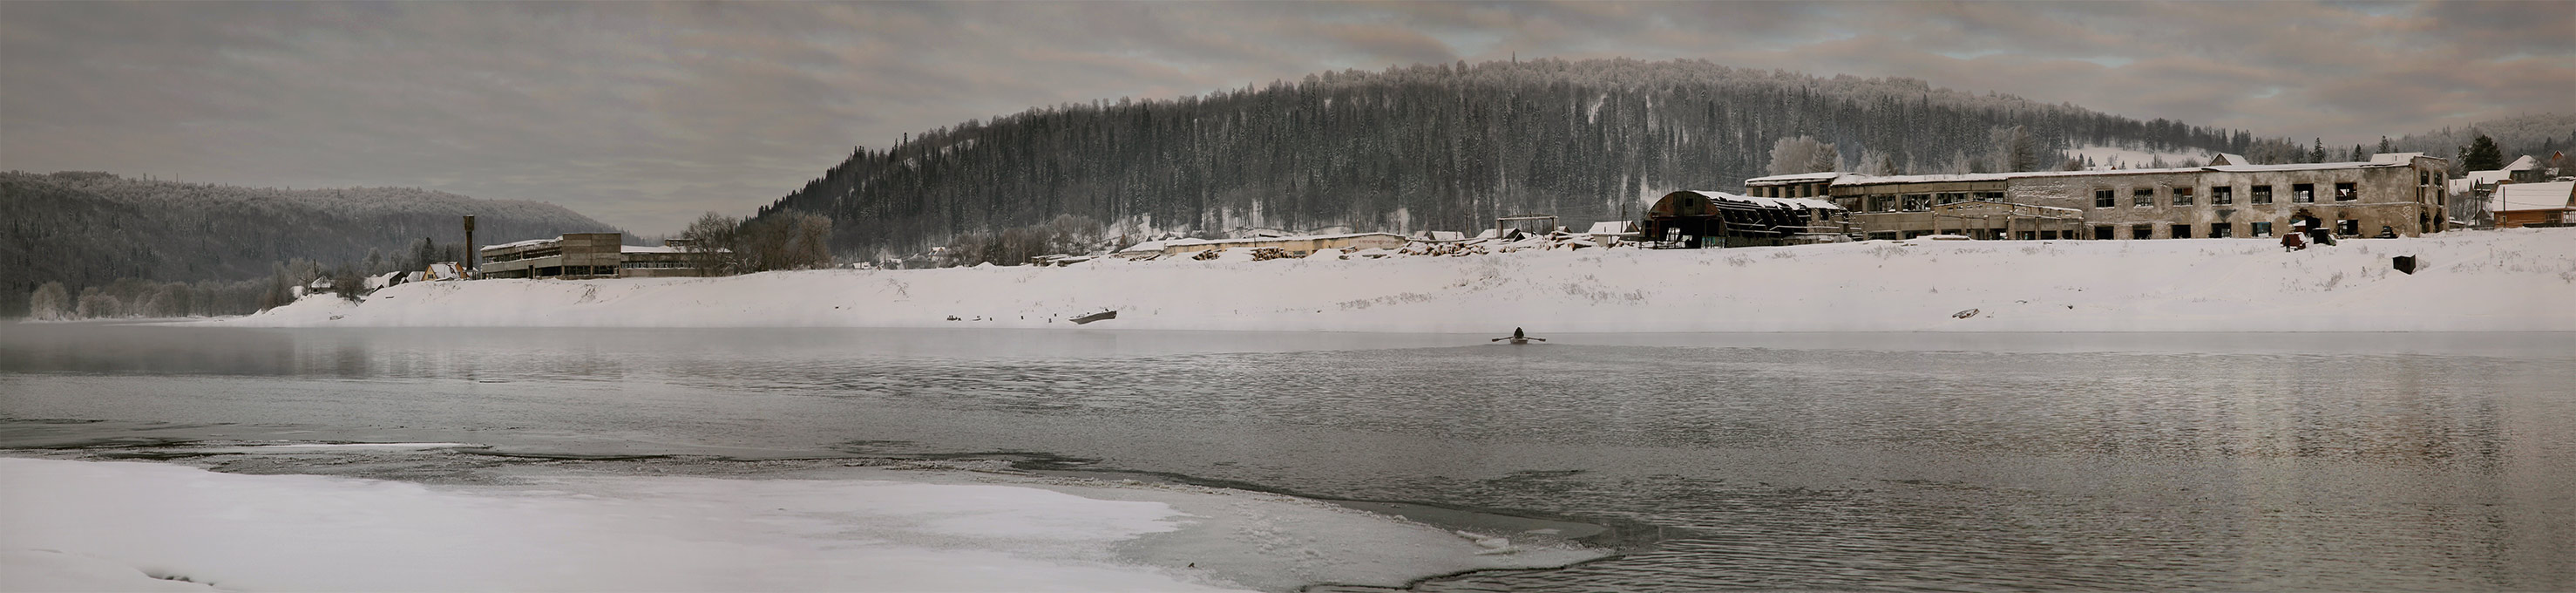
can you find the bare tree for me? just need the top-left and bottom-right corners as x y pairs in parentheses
(681, 211), (747, 275)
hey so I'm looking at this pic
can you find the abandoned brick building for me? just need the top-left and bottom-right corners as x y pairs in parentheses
(1745, 153), (2451, 241)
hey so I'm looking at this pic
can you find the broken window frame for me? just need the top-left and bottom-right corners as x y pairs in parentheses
(2293, 183), (2316, 203)
(2211, 186), (2234, 205)
(2094, 188), (2116, 208)
(2251, 185), (2274, 204)
(2132, 224), (2153, 239)
(2252, 221), (2274, 237)
(2335, 182), (2356, 201)
(2173, 187), (2195, 207)
(2132, 187), (2156, 207)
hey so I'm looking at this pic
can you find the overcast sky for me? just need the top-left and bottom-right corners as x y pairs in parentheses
(4, 1), (2569, 235)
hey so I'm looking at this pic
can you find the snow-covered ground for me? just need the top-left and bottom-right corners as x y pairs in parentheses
(209, 228), (2576, 332)
(0, 457), (1602, 592)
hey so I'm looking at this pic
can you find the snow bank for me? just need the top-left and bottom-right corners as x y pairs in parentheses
(0, 458), (1602, 592)
(208, 228), (2576, 332)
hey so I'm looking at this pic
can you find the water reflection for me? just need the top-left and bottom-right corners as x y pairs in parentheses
(3, 323), (2570, 590)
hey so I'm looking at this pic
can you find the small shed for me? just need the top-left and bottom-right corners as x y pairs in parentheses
(1642, 191), (1847, 249)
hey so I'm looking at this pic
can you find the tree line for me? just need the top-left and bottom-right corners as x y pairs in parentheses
(750, 58), (2302, 261)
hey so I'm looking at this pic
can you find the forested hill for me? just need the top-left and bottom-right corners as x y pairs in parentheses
(756, 58), (2296, 259)
(2, 171), (617, 313)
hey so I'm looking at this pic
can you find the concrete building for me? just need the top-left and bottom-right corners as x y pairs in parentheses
(1746, 153), (2451, 240)
(478, 233), (720, 279)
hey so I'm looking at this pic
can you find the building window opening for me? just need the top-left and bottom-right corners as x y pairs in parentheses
(2172, 224), (2193, 239)
(1936, 192), (1966, 205)
(2040, 230), (2059, 240)
(2210, 222), (2233, 238)
(2338, 219), (2360, 235)
(2132, 224), (2153, 239)
(2252, 222), (2274, 237)
(2335, 182), (2356, 201)
(2294, 183), (2315, 202)
(1901, 194), (1931, 211)
(2133, 187), (2156, 207)
(2017, 231), (2037, 240)
(2212, 186), (2234, 205)
(2173, 187), (2195, 206)
(1975, 191), (2004, 201)
(2252, 185), (2274, 204)
(2094, 225), (2116, 239)
(2095, 189), (2116, 208)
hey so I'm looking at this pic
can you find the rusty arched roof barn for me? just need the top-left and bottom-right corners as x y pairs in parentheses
(1641, 190), (1848, 249)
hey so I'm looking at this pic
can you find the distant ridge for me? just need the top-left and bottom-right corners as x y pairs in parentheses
(1, 171), (618, 315)
(754, 58), (2307, 259)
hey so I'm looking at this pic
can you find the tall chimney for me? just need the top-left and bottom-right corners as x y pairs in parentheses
(463, 215), (478, 274)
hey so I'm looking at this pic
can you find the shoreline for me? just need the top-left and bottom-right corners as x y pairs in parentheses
(195, 228), (2573, 333)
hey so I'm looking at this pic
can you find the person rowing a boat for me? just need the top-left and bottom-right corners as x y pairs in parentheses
(1491, 327), (1546, 344)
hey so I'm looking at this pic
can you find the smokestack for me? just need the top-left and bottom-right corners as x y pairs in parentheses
(463, 215), (477, 274)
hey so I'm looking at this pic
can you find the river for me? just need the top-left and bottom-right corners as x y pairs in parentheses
(3, 323), (2569, 591)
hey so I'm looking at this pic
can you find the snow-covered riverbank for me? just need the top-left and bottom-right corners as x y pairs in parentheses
(211, 228), (2576, 332)
(0, 456), (1602, 591)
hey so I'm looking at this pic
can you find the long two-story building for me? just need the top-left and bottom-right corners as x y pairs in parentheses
(1746, 153), (2451, 241)
(478, 233), (718, 279)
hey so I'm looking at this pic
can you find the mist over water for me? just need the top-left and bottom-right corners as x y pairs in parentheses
(4, 323), (2570, 591)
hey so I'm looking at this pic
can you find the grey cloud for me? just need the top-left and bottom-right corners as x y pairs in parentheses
(3, 0), (2568, 235)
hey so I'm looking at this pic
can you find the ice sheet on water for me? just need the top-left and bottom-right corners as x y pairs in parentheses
(0, 458), (1607, 592)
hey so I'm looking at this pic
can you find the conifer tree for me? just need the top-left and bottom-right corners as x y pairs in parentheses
(2464, 135), (2505, 171)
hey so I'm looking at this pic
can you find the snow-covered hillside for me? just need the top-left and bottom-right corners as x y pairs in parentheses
(214, 228), (2576, 332)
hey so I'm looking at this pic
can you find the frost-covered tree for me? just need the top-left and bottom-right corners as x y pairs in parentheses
(1988, 125), (2039, 172)
(27, 282), (70, 320)
(1768, 136), (1838, 175)
(1856, 148), (1900, 175)
(75, 288), (119, 318)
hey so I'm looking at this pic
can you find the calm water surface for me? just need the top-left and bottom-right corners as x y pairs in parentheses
(3, 323), (2570, 591)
